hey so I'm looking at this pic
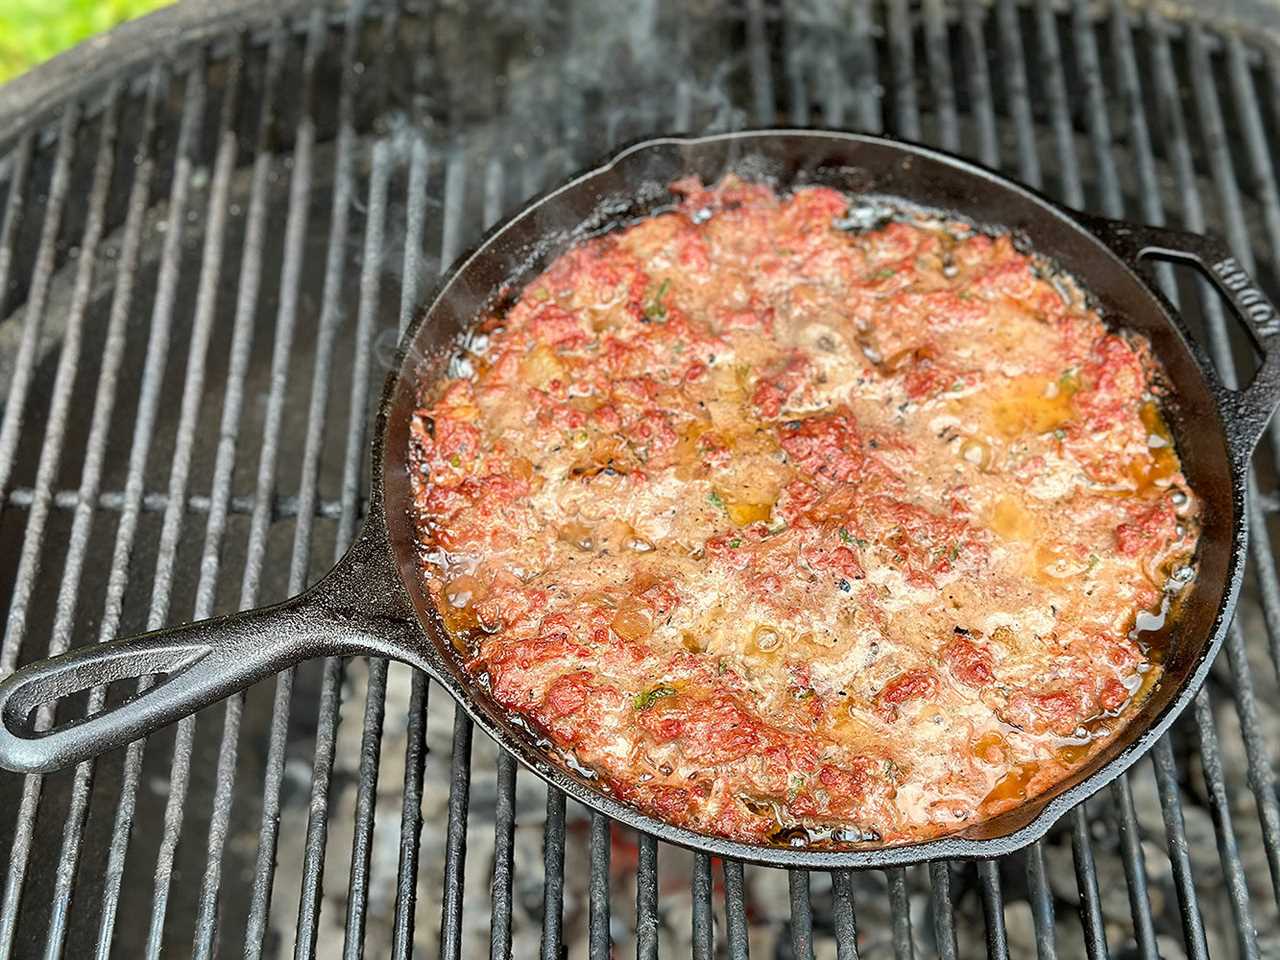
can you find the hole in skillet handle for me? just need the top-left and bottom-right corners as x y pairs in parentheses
(1081, 213), (1280, 467)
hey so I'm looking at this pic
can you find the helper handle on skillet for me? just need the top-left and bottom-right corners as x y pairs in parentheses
(0, 524), (422, 774)
(1083, 215), (1280, 461)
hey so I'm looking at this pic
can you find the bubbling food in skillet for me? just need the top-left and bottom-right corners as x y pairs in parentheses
(407, 176), (1200, 846)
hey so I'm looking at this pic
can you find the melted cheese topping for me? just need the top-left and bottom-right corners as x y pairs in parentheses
(408, 177), (1200, 846)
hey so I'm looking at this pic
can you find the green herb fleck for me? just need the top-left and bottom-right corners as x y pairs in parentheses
(766, 519), (788, 536)
(449, 454), (461, 468)
(644, 279), (671, 321)
(717, 658), (727, 676)
(634, 686), (678, 710)
(1059, 367), (1081, 391)
(1053, 428), (1067, 441)
(839, 527), (854, 545)
(707, 490), (725, 510)
(951, 380), (966, 392)
(873, 267), (896, 280)
(795, 687), (816, 700)
(729, 538), (742, 549)
(533, 287), (550, 301)
(1088, 553), (1101, 572)
(949, 544), (961, 562)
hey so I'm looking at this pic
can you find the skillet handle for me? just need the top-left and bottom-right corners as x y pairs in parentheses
(1084, 216), (1280, 463)
(0, 525), (424, 774)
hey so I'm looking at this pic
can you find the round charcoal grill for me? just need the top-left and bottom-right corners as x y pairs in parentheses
(1, 1), (1279, 957)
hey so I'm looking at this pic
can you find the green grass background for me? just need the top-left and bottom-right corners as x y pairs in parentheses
(0, 0), (171, 84)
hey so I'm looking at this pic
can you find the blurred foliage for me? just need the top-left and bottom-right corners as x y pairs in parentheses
(0, 0), (171, 84)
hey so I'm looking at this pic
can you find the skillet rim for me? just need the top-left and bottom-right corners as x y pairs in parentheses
(370, 128), (1250, 869)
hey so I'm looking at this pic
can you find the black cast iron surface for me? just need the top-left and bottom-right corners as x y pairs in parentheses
(2, 1), (1280, 957)
(1, 129), (1279, 877)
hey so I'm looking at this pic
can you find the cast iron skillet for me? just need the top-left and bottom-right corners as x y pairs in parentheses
(1, 131), (1279, 869)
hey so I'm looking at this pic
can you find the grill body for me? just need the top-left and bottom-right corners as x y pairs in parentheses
(1, 1), (1280, 958)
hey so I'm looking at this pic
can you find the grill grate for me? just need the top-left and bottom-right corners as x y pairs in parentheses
(1, 1), (1280, 957)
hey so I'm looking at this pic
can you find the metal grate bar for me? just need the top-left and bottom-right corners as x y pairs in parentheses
(384, 130), (435, 960)
(1109, 0), (1177, 296)
(540, 787), (566, 960)
(929, 862), (958, 960)
(636, 834), (659, 960)
(1070, 807), (1110, 960)
(923, 0), (959, 151)
(89, 59), (206, 957)
(390, 136), (434, 960)
(1148, 19), (1234, 373)
(961, 0), (998, 166)
(0, 82), (115, 960)
(1110, 776), (1158, 959)
(851, 0), (882, 132)
(392, 670), (430, 960)
(977, 861), (1010, 960)
(746, 0), (776, 125)
(724, 859), (750, 960)
(440, 711), (475, 960)
(295, 131), (392, 960)
(1072, 0), (1122, 213)
(1150, 738), (1211, 959)
(1035, 0), (1083, 207)
(438, 149), (502, 960)
(831, 870), (860, 960)
(189, 29), (288, 959)
(1025, 841), (1057, 960)
(0, 110), (74, 519)
(0, 130), (32, 424)
(886, 867), (915, 960)
(785, 14), (810, 126)
(399, 138), (431, 330)
(344, 659), (387, 960)
(819, 16), (846, 127)
(238, 13), (326, 957)
(789, 869), (815, 960)
(692, 851), (714, 960)
(1243, 495), (1280, 677)
(1193, 690), (1261, 960)
(1228, 37), (1280, 304)
(589, 813), (612, 960)
(489, 750), (517, 960)
(1187, 27), (1253, 272)
(886, 0), (920, 138)
(996, 0), (1041, 187)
